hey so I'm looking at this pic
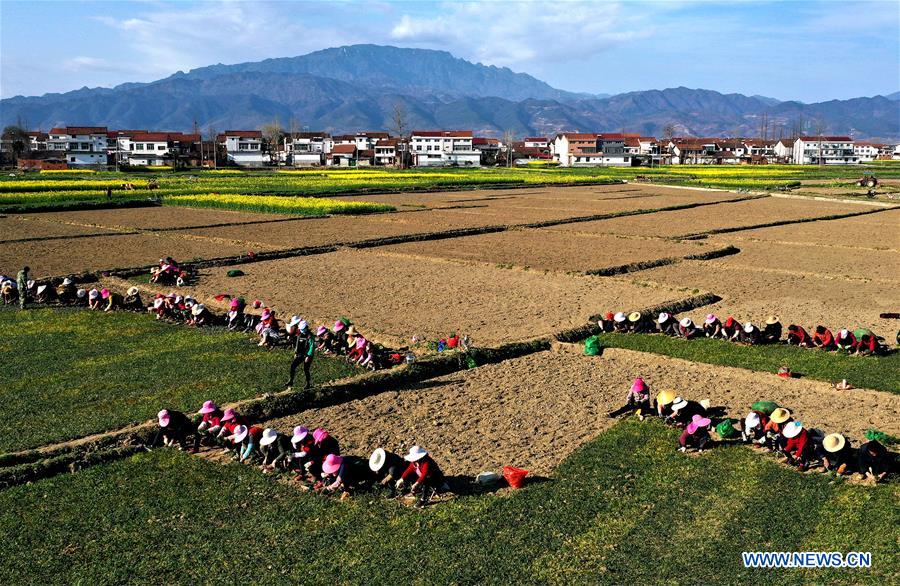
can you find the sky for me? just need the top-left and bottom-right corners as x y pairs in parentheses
(1, 0), (898, 102)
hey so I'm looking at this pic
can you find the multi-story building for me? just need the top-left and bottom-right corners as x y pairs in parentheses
(523, 137), (549, 148)
(217, 130), (267, 166)
(473, 137), (501, 165)
(773, 139), (796, 163)
(374, 138), (400, 166)
(853, 142), (882, 162)
(551, 133), (598, 166)
(47, 126), (108, 166)
(283, 132), (329, 166)
(792, 136), (857, 164)
(410, 130), (480, 167)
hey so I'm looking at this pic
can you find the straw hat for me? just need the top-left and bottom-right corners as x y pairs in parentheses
(745, 412), (761, 430)
(679, 317), (693, 328)
(782, 421), (803, 439)
(724, 316), (736, 327)
(770, 408), (791, 424)
(346, 325), (359, 336)
(37, 285), (47, 295)
(686, 414), (711, 434)
(232, 425), (249, 443)
(88, 288), (100, 299)
(671, 397), (688, 412)
(823, 433), (846, 453)
(191, 304), (204, 316)
(260, 428), (279, 446)
(333, 320), (345, 332)
(628, 311), (641, 323)
(62, 278), (73, 286)
(613, 312), (626, 323)
(369, 448), (387, 472)
(766, 316), (780, 325)
(127, 286), (139, 296)
(153, 298), (164, 309)
(291, 426), (309, 445)
(288, 315), (302, 329)
(199, 400), (218, 414)
(744, 322), (755, 333)
(297, 320), (309, 333)
(221, 408), (237, 422)
(157, 409), (170, 428)
(705, 314), (718, 324)
(658, 312), (670, 324)
(27, 279), (35, 289)
(404, 445), (428, 462)
(316, 325), (328, 336)
(657, 390), (676, 406)
(312, 428), (328, 444)
(77, 288), (87, 298)
(321, 454), (343, 475)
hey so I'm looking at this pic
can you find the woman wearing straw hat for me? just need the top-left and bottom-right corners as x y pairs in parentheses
(655, 390), (677, 418)
(189, 303), (212, 326)
(320, 454), (375, 493)
(35, 284), (56, 304)
(56, 278), (76, 304)
(656, 312), (679, 336)
(781, 421), (811, 470)
(668, 396), (707, 428)
(288, 426), (314, 474)
(762, 316), (782, 344)
(679, 414), (713, 452)
(607, 376), (652, 419)
(397, 446), (448, 507)
(764, 407), (792, 451)
(304, 428), (341, 478)
(627, 311), (649, 334)
(193, 400), (223, 452)
(816, 433), (853, 475)
(677, 317), (699, 339)
(260, 428), (293, 472)
(612, 312), (629, 333)
(369, 448), (407, 487)
(123, 286), (143, 311)
(739, 322), (761, 345)
(257, 309), (281, 348)
(153, 409), (195, 449)
(741, 410), (770, 447)
(227, 425), (263, 462)
(703, 314), (723, 339)
(87, 288), (102, 310)
(215, 408), (248, 448)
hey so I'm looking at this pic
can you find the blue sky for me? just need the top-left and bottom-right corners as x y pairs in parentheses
(1, 0), (898, 102)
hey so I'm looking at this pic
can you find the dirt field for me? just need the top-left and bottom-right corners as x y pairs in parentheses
(728, 208), (900, 250)
(0, 216), (123, 241)
(157, 248), (686, 346)
(265, 347), (900, 477)
(0, 233), (253, 278)
(378, 229), (714, 272)
(636, 259), (898, 334)
(544, 196), (871, 238)
(21, 206), (283, 230)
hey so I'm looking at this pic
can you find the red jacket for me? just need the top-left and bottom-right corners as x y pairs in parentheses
(784, 430), (809, 458)
(400, 455), (445, 487)
(813, 328), (833, 347)
(789, 326), (809, 344)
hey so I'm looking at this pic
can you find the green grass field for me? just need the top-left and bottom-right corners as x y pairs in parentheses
(2, 163), (898, 212)
(0, 308), (359, 453)
(1, 418), (896, 584)
(592, 333), (900, 394)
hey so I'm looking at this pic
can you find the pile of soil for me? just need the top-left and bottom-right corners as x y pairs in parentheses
(264, 347), (900, 477)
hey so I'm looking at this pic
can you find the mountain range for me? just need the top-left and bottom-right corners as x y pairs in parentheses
(2, 45), (898, 140)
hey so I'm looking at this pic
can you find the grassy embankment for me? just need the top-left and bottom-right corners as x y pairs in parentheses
(0, 417), (895, 584)
(0, 308), (359, 453)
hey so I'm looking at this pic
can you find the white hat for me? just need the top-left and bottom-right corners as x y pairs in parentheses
(174, 295), (183, 304)
(404, 445), (428, 462)
(76, 288), (87, 298)
(658, 312), (670, 324)
(745, 412), (761, 430)
(27, 279), (35, 289)
(823, 433), (846, 453)
(290, 426), (309, 445)
(744, 322), (754, 333)
(62, 278), (73, 286)
(297, 320), (309, 332)
(191, 304), (204, 316)
(127, 286), (139, 296)
(88, 288), (99, 299)
(37, 285), (47, 295)
(288, 315), (302, 329)
(153, 298), (164, 309)
(369, 448), (387, 472)
(671, 397), (688, 411)
(232, 425), (249, 443)
(839, 328), (849, 337)
(260, 428), (279, 446)
(184, 300), (195, 309)
(613, 312), (626, 323)
(679, 317), (693, 328)
(782, 421), (803, 439)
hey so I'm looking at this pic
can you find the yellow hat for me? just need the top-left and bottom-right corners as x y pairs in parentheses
(657, 390), (676, 406)
(823, 433), (845, 453)
(628, 312), (641, 323)
(770, 408), (791, 424)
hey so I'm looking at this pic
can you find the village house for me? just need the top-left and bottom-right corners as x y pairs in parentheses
(374, 138), (402, 166)
(773, 138), (796, 163)
(26, 131), (48, 151)
(792, 136), (858, 164)
(410, 130), (480, 167)
(283, 131), (329, 166)
(551, 133), (598, 166)
(473, 137), (501, 165)
(330, 143), (359, 167)
(217, 130), (267, 166)
(853, 142), (882, 162)
(47, 126), (108, 166)
(523, 137), (549, 148)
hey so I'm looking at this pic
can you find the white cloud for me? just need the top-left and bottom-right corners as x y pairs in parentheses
(389, 1), (654, 70)
(62, 56), (132, 73)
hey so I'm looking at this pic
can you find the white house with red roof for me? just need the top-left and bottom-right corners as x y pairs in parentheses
(551, 133), (599, 166)
(792, 136), (857, 164)
(217, 130), (267, 166)
(410, 130), (480, 167)
(47, 126), (108, 166)
(523, 137), (549, 148)
(853, 142), (882, 162)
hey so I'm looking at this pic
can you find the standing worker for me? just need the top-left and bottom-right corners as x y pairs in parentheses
(286, 320), (315, 390)
(16, 266), (29, 310)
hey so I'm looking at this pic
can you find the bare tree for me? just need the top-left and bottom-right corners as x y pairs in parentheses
(261, 117), (283, 166)
(813, 119), (827, 166)
(391, 103), (408, 168)
(503, 129), (515, 167)
(205, 125), (218, 168)
(662, 123), (676, 142)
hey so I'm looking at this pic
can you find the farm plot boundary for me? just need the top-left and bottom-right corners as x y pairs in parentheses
(675, 207), (893, 240)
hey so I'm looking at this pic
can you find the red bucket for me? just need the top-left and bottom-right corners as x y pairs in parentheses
(502, 466), (529, 489)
